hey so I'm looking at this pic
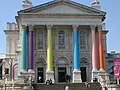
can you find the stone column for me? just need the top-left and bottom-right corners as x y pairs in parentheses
(21, 25), (27, 72)
(28, 25), (34, 73)
(46, 25), (55, 83)
(98, 25), (105, 71)
(91, 25), (98, 81)
(72, 25), (82, 83)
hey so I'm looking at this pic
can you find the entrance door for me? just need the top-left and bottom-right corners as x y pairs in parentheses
(80, 67), (86, 82)
(58, 67), (66, 82)
(37, 67), (44, 83)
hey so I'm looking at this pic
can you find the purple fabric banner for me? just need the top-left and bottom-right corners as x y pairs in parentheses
(114, 58), (120, 78)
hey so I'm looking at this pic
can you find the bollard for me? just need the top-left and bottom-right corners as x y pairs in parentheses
(65, 86), (69, 90)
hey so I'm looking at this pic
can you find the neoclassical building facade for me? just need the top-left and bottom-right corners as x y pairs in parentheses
(4, 0), (108, 83)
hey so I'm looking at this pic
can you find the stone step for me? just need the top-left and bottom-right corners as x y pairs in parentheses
(33, 83), (101, 90)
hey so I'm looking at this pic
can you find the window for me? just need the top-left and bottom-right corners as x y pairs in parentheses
(80, 31), (86, 49)
(5, 68), (9, 74)
(57, 57), (68, 65)
(37, 31), (43, 49)
(80, 58), (88, 64)
(58, 31), (65, 49)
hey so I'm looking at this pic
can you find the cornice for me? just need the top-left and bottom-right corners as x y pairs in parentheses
(4, 30), (19, 33)
(19, 13), (105, 18)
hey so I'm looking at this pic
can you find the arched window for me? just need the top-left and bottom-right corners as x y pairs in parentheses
(37, 31), (43, 49)
(56, 57), (68, 65)
(80, 31), (86, 49)
(80, 58), (89, 64)
(58, 31), (65, 49)
(36, 58), (46, 64)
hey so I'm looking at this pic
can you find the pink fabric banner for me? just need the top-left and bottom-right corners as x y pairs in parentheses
(114, 58), (120, 78)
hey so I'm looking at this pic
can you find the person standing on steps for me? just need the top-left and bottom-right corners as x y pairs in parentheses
(65, 73), (69, 83)
(49, 78), (53, 85)
(65, 73), (71, 83)
(38, 76), (41, 83)
(68, 74), (71, 83)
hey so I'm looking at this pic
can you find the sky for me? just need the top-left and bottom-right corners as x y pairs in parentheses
(0, 0), (120, 53)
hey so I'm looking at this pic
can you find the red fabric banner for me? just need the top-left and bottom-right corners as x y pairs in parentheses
(114, 58), (120, 78)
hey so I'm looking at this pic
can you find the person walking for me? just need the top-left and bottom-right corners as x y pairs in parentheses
(65, 73), (69, 83)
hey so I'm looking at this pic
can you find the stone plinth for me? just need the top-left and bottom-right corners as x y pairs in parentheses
(73, 69), (82, 83)
(46, 71), (55, 83)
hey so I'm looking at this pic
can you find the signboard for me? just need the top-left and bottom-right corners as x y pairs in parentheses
(114, 58), (120, 78)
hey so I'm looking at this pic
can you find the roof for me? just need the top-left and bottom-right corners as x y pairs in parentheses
(18, 0), (106, 17)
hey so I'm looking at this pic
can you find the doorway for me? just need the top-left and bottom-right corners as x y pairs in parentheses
(81, 67), (86, 82)
(37, 67), (44, 83)
(58, 67), (66, 82)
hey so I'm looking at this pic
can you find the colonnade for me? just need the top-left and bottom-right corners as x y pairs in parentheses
(21, 25), (105, 82)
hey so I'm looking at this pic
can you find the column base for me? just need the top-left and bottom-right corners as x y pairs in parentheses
(98, 69), (106, 76)
(91, 69), (99, 82)
(28, 69), (35, 74)
(73, 69), (82, 83)
(99, 69), (106, 72)
(46, 70), (55, 83)
(28, 69), (35, 82)
(20, 70), (28, 75)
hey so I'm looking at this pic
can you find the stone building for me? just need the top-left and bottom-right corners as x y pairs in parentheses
(4, 0), (109, 83)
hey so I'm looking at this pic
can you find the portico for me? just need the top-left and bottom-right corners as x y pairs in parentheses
(17, 0), (106, 83)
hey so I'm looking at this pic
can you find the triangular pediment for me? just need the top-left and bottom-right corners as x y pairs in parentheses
(36, 4), (89, 14)
(18, 0), (106, 16)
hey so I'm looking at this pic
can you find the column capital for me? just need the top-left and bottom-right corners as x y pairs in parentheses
(97, 25), (102, 30)
(21, 25), (27, 30)
(46, 25), (53, 30)
(28, 25), (34, 31)
(90, 25), (96, 30)
(72, 25), (78, 30)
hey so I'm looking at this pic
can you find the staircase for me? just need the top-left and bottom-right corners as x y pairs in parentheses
(33, 83), (101, 90)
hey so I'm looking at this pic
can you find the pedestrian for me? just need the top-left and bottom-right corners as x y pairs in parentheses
(46, 79), (50, 85)
(85, 81), (89, 87)
(49, 78), (52, 85)
(68, 74), (71, 83)
(65, 73), (69, 83)
(39, 76), (41, 83)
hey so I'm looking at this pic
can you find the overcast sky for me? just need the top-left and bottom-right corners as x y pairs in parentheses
(0, 0), (120, 53)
